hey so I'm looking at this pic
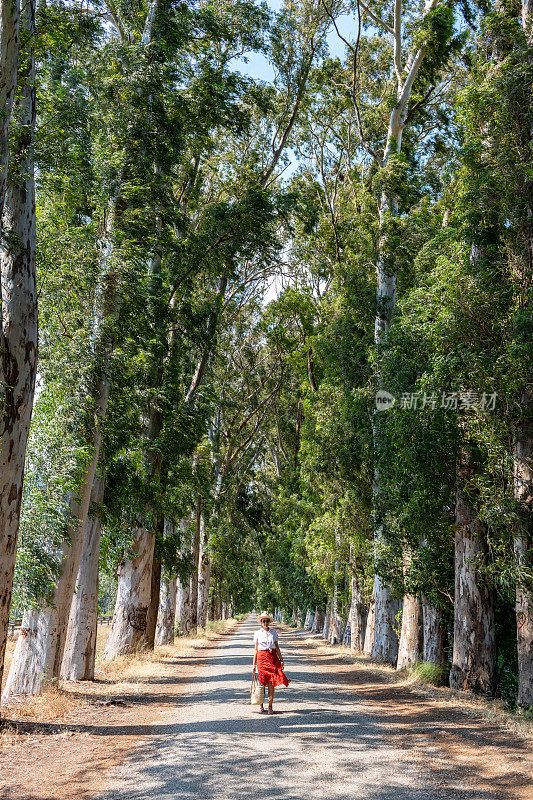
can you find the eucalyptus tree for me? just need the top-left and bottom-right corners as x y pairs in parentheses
(0, 0), (38, 704)
(103, 0), (336, 658)
(5, 0), (191, 695)
(338, 0), (467, 663)
(443, 0), (533, 701)
(0, 0), (19, 224)
(276, 0), (466, 661)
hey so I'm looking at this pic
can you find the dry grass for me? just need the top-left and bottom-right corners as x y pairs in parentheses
(4, 684), (89, 724)
(95, 619), (237, 685)
(300, 632), (533, 742)
(1, 618), (238, 724)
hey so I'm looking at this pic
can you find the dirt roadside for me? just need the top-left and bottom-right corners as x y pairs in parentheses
(0, 622), (240, 800)
(290, 632), (533, 800)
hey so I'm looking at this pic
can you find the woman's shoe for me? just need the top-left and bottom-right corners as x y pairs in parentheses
(268, 708), (274, 715)
(259, 706), (265, 713)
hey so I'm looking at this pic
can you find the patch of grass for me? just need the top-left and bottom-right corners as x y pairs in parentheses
(205, 619), (235, 634)
(97, 618), (237, 680)
(408, 660), (449, 687)
(3, 684), (89, 723)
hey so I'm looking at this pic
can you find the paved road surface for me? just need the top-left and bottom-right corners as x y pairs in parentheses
(97, 615), (447, 800)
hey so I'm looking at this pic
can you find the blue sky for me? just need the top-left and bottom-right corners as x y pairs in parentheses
(233, 0), (356, 82)
(230, 1), (358, 304)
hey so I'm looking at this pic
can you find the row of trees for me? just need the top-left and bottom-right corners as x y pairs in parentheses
(249, 0), (533, 708)
(0, 0), (531, 714)
(0, 0), (334, 702)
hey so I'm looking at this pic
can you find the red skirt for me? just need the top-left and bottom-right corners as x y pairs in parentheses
(257, 649), (290, 688)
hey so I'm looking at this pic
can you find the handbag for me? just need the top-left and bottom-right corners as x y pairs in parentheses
(250, 673), (265, 705)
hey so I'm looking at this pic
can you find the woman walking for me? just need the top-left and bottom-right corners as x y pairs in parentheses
(253, 611), (290, 714)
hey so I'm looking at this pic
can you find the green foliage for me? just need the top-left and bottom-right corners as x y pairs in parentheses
(409, 661), (449, 686)
(9, 0), (531, 713)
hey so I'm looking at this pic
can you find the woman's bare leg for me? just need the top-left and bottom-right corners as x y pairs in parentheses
(268, 683), (275, 709)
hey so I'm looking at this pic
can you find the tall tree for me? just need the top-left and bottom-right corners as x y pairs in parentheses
(0, 0), (38, 705)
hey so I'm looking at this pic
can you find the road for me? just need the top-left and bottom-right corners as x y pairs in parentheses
(97, 615), (531, 800)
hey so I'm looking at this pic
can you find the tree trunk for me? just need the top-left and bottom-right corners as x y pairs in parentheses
(363, 596), (375, 656)
(0, 0), (19, 228)
(350, 575), (367, 652)
(0, 0), (19, 225)
(514, 395), (533, 707)
(60, 470), (105, 681)
(329, 610), (343, 644)
(311, 608), (323, 633)
(329, 542), (342, 644)
(396, 594), (421, 670)
(7, 2), (164, 685)
(3, 188), (117, 699)
(174, 516), (192, 635)
(208, 589), (216, 623)
(176, 575), (191, 635)
(0, 0), (38, 705)
(2, 607), (41, 697)
(155, 576), (177, 646)
(370, 1), (439, 672)
(450, 487), (496, 696)
(189, 495), (201, 633)
(197, 511), (210, 630)
(103, 528), (155, 660)
(144, 555), (161, 650)
(421, 597), (446, 665)
(4, 389), (110, 698)
(322, 601), (332, 641)
(371, 575), (399, 664)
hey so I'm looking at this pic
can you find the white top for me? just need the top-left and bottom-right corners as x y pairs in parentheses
(254, 627), (278, 651)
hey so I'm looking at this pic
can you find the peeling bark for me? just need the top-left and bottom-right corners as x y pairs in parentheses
(0, 0), (38, 702)
(421, 597), (446, 666)
(176, 575), (191, 635)
(60, 470), (106, 681)
(103, 528), (155, 660)
(322, 601), (332, 641)
(144, 555), (161, 650)
(371, 575), (399, 664)
(514, 394), (533, 707)
(155, 576), (177, 646)
(0, 0), (19, 224)
(397, 594), (421, 670)
(363, 596), (375, 657)
(349, 575), (367, 651)
(450, 487), (496, 696)
(311, 608), (324, 634)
